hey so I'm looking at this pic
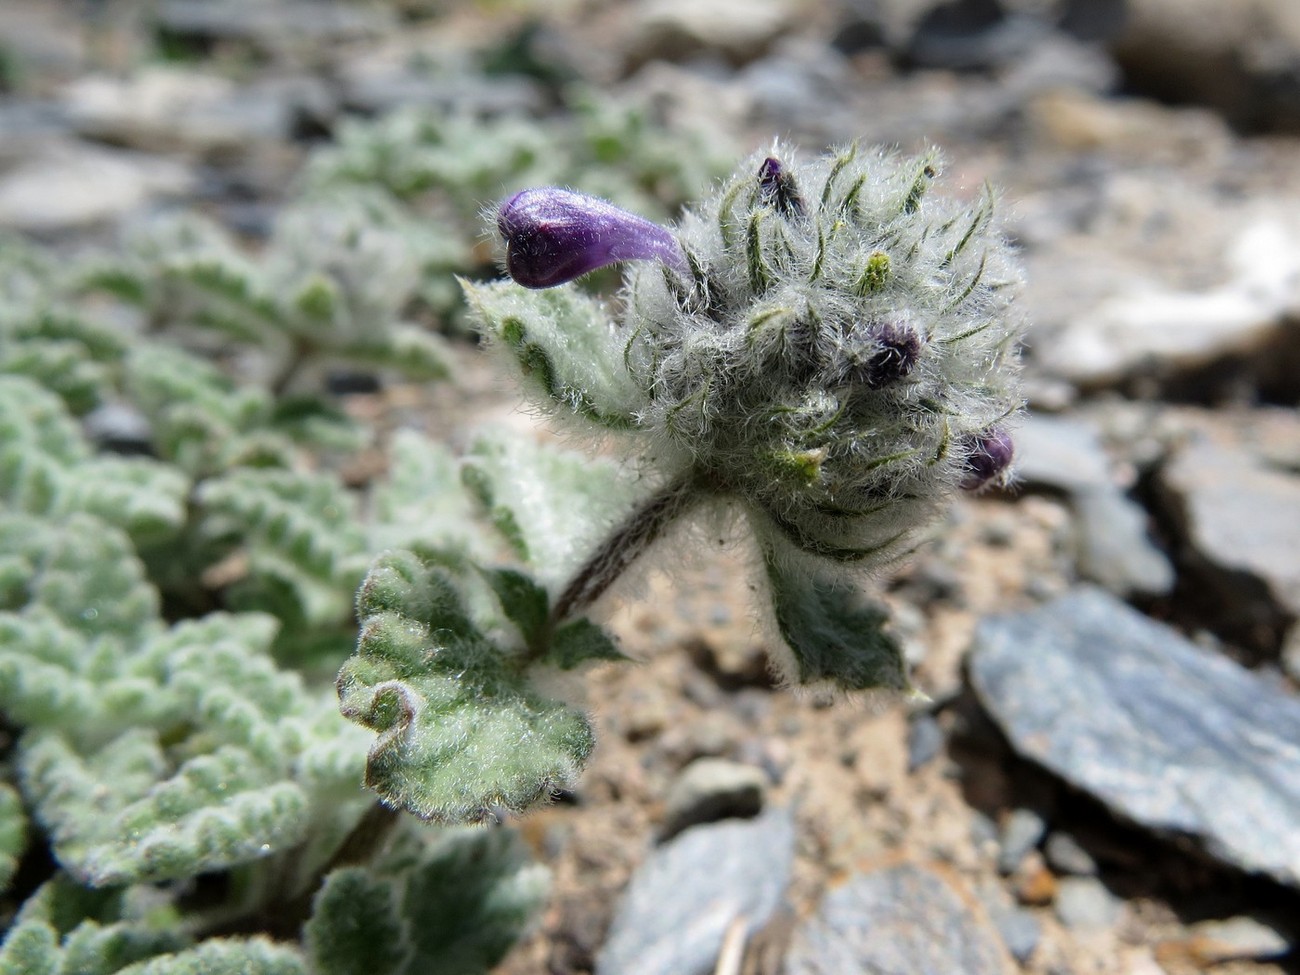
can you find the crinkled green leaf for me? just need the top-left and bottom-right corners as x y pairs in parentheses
(0, 308), (130, 414)
(22, 729), (309, 886)
(761, 537), (909, 691)
(464, 280), (646, 429)
(114, 939), (306, 975)
(339, 551), (593, 821)
(124, 344), (294, 476)
(307, 827), (548, 975)
(0, 921), (58, 975)
(338, 324), (451, 381)
(0, 781), (24, 893)
(197, 468), (369, 629)
(461, 428), (635, 587)
(304, 868), (406, 975)
(368, 430), (494, 564)
(16, 612), (347, 885)
(0, 376), (188, 543)
(0, 510), (159, 639)
(1, 875), (189, 975)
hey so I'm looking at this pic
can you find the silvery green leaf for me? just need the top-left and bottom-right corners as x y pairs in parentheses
(113, 939), (306, 975)
(0, 376), (188, 544)
(0, 920), (58, 975)
(368, 430), (494, 565)
(460, 428), (635, 588)
(761, 538), (909, 691)
(463, 280), (646, 429)
(196, 468), (369, 629)
(337, 324), (451, 381)
(339, 551), (593, 821)
(0, 510), (159, 640)
(478, 566), (549, 648)
(18, 612), (333, 885)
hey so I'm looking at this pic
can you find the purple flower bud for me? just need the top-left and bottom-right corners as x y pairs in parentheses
(497, 188), (687, 289)
(959, 425), (1014, 491)
(757, 157), (804, 217)
(856, 319), (923, 389)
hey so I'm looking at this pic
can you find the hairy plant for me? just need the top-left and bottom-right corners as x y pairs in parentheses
(339, 142), (1024, 821)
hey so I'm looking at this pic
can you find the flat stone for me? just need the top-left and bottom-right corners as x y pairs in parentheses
(1160, 423), (1300, 627)
(0, 143), (194, 233)
(596, 807), (795, 975)
(659, 757), (766, 842)
(65, 69), (301, 155)
(625, 0), (794, 67)
(1184, 916), (1290, 963)
(157, 0), (391, 45)
(1042, 831), (1098, 876)
(1038, 219), (1300, 387)
(784, 863), (1011, 975)
(970, 588), (1300, 887)
(1014, 414), (1174, 597)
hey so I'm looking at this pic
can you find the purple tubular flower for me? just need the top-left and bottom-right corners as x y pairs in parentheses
(959, 425), (1014, 491)
(497, 188), (688, 289)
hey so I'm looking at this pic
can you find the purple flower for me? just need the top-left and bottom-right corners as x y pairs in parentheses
(959, 425), (1014, 490)
(757, 156), (804, 217)
(855, 319), (922, 389)
(497, 188), (687, 289)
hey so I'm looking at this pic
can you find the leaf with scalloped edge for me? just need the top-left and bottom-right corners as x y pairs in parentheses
(196, 467), (370, 629)
(0, 376), (188, 545)
(337, 550), (593, 822)
(0, 510), (159, 640)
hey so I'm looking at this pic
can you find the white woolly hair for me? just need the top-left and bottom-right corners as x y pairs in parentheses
(618, 142), (1024, 574)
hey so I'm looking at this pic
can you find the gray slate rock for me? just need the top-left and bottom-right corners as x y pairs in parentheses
(784, 863), (1011, 975)
(1014, 414), (1174, 597)
(596, 807), (794, 975)
(1160, 431), (1300, 626)
(970, 588), (1300, 887)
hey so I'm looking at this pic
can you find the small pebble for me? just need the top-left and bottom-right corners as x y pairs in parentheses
(1044, 831), (1098, 876)
(998, 807), (1047, 875)
(1053, 876), (1123, 931)
(906, 712), (945, 772)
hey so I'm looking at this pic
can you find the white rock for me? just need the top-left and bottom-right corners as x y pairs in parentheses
(0, 144), (194, 233)
(1041, 217), (1300, 385)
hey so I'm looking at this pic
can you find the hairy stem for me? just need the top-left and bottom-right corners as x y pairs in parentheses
(547, 471), (703, 631)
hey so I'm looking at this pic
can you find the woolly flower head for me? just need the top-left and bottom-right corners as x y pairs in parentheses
(483, 144), (1023, 571)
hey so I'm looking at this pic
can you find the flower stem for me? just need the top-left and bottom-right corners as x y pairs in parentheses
(547, 471), (702, 631)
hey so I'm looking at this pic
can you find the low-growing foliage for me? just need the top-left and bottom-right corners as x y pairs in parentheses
(1, 73), (1022, 969)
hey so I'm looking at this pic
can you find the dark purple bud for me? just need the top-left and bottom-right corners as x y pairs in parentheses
(856, 319), (923, 389)
(959, 425), (1014, 491)
(757, 157), (805, 217)
(497, 188), (687, 289)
